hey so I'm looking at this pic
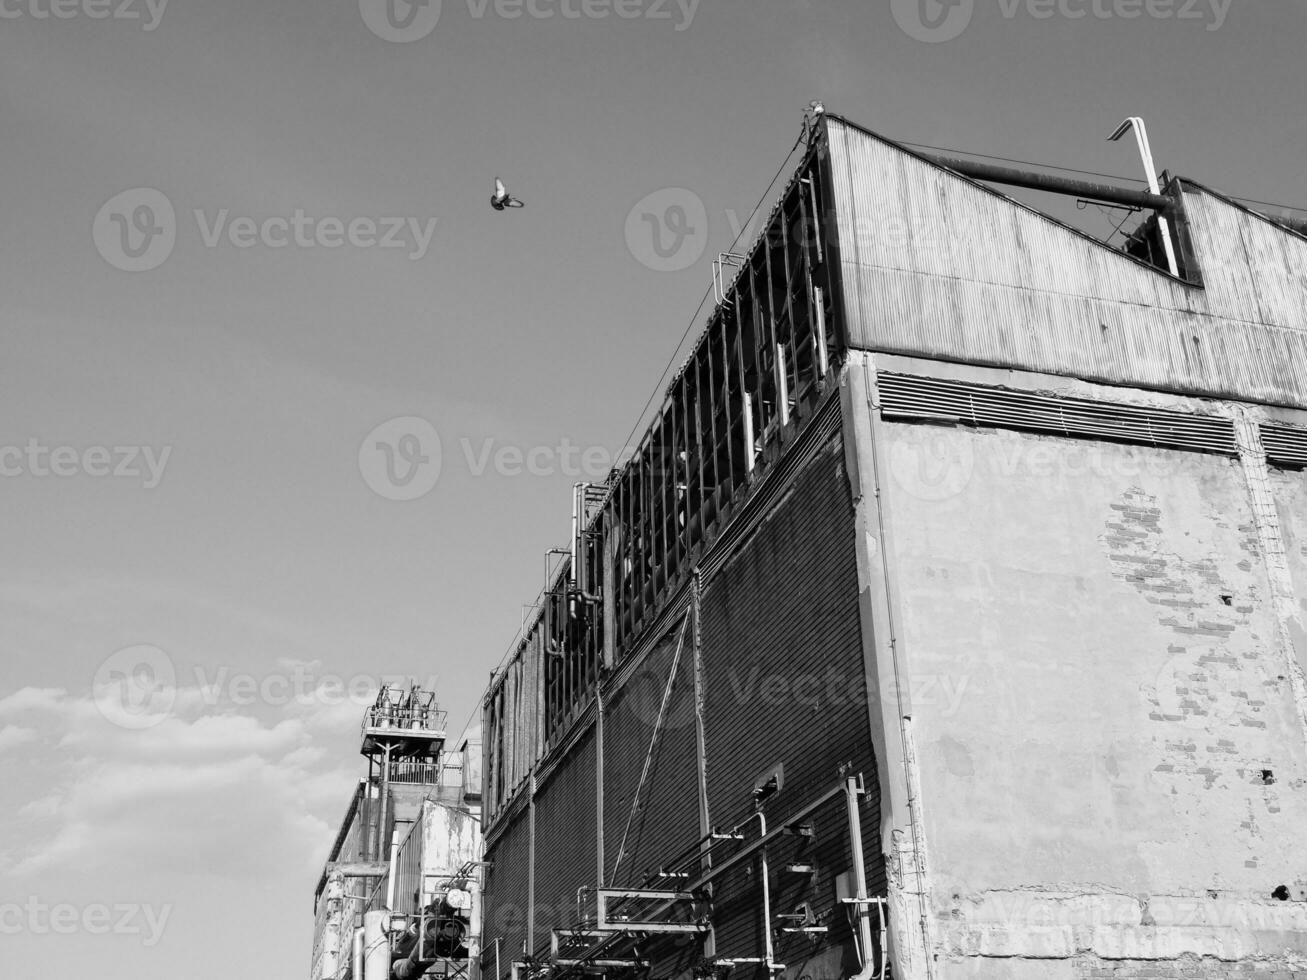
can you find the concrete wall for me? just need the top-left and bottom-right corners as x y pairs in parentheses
(844, 352), (1307, 979)
(1271, 468), (1307, 698)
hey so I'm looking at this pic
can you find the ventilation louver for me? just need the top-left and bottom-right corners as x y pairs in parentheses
(877, 373), (1238, 456)
(1262, 423), (1307, 470)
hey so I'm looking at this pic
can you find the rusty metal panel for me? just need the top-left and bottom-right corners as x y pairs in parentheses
(824, 118), (1307, 409)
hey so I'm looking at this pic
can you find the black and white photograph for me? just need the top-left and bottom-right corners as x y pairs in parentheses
(2, 2), (1306, 978)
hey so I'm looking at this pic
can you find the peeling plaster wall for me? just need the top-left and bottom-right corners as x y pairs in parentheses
(1270, 469), (1307, 718)
(878, 399), (1307, 977)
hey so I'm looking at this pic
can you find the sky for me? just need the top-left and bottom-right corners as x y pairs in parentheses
(1, 0), (1305, 977)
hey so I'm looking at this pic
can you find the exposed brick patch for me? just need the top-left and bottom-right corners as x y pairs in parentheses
(1079, 953), (1307, 977)
(1100, 488), (1267, 772)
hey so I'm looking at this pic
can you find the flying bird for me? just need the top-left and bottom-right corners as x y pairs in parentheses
(491, 177), (525, 211)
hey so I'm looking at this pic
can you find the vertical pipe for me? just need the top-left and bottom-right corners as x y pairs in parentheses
(467, 878), (484, 980)
(691, 574), (714, 958)
(352, 926), (365, 980)
(776, 344), (791, 427)
(596, 682), (606, 888)
(527, 773), (537, 955)
(814, 286), (830, 379)
(743, 392), (756, 474)
(363, 911), (392, 980)
(845, 776), (875, 972)
(379, 744), (393, 864)
(753, 811), (774, 971)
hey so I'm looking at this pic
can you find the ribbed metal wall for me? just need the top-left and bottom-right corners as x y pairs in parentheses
(825, 118), (1307, 409)
(533, 730), (599, 942)
(700, 431), (883, 966)
(482, 801), (532, 980)
(602, 621), (700, 889)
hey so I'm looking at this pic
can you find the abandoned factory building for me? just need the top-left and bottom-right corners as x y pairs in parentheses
(477, 113), (1307, 980)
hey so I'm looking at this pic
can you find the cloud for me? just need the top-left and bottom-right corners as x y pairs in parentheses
(0, 725), (37, 752)
(0, 685), (357, 879)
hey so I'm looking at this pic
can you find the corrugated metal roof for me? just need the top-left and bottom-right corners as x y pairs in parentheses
(825, 117), (1307, 409)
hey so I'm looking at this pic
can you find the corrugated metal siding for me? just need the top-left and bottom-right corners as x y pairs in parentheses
(483, 808), (532, 980)
(825, 118), (1307, 409)
(701, 431), (883, 967)
(602, 621), (700, 888)
(485, 631), (543, 826)
(533, 730), (598, 945)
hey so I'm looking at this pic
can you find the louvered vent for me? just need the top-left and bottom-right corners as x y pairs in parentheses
(1262, 423), (1307, 469)
(877, 373), (1238, 456)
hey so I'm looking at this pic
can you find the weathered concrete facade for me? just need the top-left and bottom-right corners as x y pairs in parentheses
(829, 117), (1307, 978)
(479, 114), (1307, 980)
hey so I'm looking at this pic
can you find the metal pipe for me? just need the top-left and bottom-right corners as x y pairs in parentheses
(844, 776), (877, 980)
(363, 911), (392, 980)
(379, 744), (393, 863)
(353, 926), (365, 980)
(1109, 117), (1179, 276)
(916, 152), (1172, 212)
(596, 683), (606, 889)
(468, 878), (484, 980)
(750, 810), (777, 973)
